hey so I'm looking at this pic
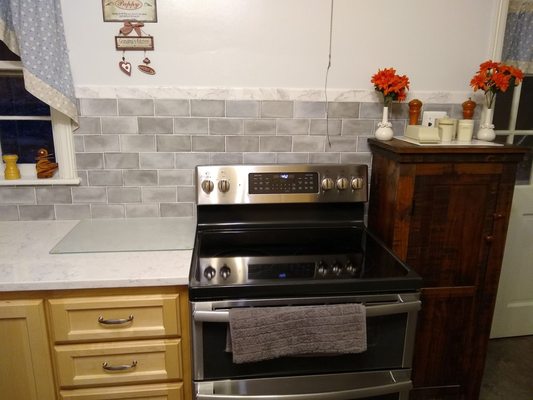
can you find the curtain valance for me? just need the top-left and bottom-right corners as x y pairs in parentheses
(0, 0), (78, 126)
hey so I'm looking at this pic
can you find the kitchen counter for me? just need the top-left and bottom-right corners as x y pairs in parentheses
(0, 219), (194, 292)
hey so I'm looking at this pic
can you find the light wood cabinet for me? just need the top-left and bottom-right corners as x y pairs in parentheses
(0, 299), (56, 400)
(59, 383), (184, 400)
(0, 286), (191, 400)
(48, 294), (181, 343)
(367, 138), (527, 400)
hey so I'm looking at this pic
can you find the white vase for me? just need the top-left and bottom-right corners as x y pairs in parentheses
(476, 107), (496, 141)
(374, 106), (394, 141)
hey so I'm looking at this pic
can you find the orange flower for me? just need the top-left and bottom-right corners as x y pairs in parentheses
(371, 67), (410, 106)
(470, 60), (524, 108)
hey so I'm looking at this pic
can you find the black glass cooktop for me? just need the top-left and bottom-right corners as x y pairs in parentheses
(189, 226), (421, 300)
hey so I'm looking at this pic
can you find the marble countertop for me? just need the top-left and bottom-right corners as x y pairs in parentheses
(0, 220), (194, 292)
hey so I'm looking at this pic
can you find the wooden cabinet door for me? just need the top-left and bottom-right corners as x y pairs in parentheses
(405, 164), (501, 287)
(0, 300), (56, 400)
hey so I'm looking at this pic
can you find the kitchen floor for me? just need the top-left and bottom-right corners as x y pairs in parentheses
(480, 335), (533, 399)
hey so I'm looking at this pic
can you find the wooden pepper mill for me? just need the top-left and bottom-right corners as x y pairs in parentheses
(462, 98), (476, 119)
(408, 99), (423, 125)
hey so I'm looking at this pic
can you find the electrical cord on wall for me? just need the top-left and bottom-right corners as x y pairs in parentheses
(324, 0), (335, 148)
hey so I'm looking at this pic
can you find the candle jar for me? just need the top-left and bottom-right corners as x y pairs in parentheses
(457, 120), (474, 143)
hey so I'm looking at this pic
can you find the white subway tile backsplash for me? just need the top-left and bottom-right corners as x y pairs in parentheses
(101, 117), (139, 134)
(138, 117), (173, 134)
(123, 170), (158, 186)
(107, 187), (141, 203)
(72, 187), (108, 203)
(1, 97), (465, 220)
(88, 170), (123, 186)
(55, 204), (91, 220)
(155, 99), (189, 116)
(36, 187), (73, 204)
(191, 100), (225, 117)
(19, 205), (55, 220)
(0, 205), (19, 220)
(140, 153), (175, 169)
(174, 118), (208, 134)
(91, 204), (125, 218)
(126, 204), (160, 218)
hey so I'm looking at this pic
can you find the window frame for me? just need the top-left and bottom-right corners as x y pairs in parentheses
(0, 60), (80, 186)
(492, 0), (533, 185)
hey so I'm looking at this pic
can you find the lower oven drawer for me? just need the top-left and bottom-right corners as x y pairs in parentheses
(191, 293), (420, 381)
(195, 370), (411, 400)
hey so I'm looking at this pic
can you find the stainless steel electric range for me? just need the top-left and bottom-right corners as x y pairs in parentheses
(189, 164), (422, 400)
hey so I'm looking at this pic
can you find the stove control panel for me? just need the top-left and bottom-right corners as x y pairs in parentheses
(196, 164), (367, 205)
(197, 255), (363, 286)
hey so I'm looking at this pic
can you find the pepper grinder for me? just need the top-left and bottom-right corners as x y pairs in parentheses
(3, 154), (21, 180)
(408, 99), (423, 125)
(462, 98), (476, 119)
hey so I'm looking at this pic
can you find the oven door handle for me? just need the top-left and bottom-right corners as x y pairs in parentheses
(196, 379), (411, 400)
(193, 295), (421, 322)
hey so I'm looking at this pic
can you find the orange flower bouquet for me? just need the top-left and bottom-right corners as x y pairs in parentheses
(371, 67), (410, 108)
(470, 60), (523, 109)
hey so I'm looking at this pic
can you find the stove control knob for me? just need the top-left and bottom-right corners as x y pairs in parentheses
(351, 177), (364, 190)
(317, 261), (328, 277)
(345, 262), (357, 275)
(220, 265), (231, 280)
(201, 179), (215, 194)
(321, 178), (334, 191)
(336, 177), (349, 190)
(331, 262), (342, 276)
(204, 266), (216, 281)
(218, 179), (230, 193)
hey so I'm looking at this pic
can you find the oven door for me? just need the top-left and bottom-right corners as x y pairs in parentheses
(191, 293), (420, 397)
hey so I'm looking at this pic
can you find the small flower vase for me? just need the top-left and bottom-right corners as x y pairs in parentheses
(375, 106), (394, 141)
(476, 107), (496, 141)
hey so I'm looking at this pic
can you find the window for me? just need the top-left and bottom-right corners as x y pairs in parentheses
(494, 75), (533, 185)
(0, 41), (79, 185)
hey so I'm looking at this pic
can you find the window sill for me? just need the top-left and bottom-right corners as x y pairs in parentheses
(0, 175), (81, 186)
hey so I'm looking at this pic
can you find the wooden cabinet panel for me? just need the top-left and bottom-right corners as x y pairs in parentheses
(0, 300), (56, 400)
(60, 383), (184, 400)
(367, 138), (526, 400)
(406, 172), (498, 287)
(49, 294), (180, 343)
(55, 338), (182, 388)
(412, 287), (476, 388)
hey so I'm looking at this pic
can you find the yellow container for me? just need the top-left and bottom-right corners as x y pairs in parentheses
(3, 154), (21, 180)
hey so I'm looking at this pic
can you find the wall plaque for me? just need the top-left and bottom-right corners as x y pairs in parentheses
(103, 0), (157, 23)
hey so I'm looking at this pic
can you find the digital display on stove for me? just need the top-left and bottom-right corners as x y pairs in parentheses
(249, 172), (318, 194)
(248, 263), (316, 279)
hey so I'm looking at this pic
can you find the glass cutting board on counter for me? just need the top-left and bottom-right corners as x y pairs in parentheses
(50, 217), (196, 254)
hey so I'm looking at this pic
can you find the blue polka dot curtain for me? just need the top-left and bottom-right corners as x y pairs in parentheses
(503, 0), (533, 74)
(0, 0), (78, 126)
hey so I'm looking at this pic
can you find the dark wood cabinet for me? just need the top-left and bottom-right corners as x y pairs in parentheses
(367, 138), (527, 400)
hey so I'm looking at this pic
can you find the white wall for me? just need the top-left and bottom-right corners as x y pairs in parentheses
(61, 0), (501, 95)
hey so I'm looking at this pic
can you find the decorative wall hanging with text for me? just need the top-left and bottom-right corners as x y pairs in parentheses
(102, 0), (157, 23)
(102, 1), (157, 77)
(115, 21), (156, 76)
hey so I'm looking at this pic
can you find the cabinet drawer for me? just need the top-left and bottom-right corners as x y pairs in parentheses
(48, 294), (180, 342)
(60, 383), (183, 400)
(55, 339), (182, 388)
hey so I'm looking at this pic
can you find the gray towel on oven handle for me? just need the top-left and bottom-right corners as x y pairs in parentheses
(227, 303), (367, 364)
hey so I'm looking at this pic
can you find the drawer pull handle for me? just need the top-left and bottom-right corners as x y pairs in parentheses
(98, 315), (134, 325)
(102, 360), (138, 371)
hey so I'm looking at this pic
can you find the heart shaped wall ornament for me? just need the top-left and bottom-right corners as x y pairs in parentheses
(119, 60), (132, 76)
